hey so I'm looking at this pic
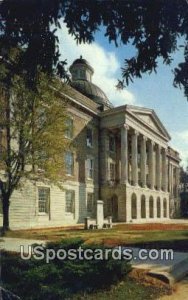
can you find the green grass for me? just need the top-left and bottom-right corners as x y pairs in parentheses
(73, 278), (170, 300)
(4, 224), (188, 251)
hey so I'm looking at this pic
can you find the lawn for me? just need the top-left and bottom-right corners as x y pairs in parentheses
(72, 277), (170, 300)
(4, 223), (188, 251)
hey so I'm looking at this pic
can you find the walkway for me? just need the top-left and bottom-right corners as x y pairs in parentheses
(0, 237), (46, 253)
(159, 277), (188, 300)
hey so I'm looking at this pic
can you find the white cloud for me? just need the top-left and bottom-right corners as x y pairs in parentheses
(57, 26), (136, 106)
(170, 130), (188, 168)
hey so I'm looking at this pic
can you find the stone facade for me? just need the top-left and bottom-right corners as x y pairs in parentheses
(0, 57), (181, 229)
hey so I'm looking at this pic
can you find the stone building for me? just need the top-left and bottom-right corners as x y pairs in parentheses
(0, 57), (181, 229)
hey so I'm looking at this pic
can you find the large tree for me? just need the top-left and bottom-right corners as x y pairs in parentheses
(0, 0), (187, 97)
(0, 53), (68, 232)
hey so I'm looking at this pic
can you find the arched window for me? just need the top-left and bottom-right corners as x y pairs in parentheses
(163, 198), (167, 218)
(149, 196), (154, 218)
(157, 197), (161, 218)
(131, 193), (137, 219)
(141, 195), (146, 218)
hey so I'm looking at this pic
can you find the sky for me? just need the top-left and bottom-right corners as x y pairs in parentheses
(57, 25), (188, 168)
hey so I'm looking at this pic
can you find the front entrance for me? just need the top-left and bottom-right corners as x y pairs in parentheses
(108, 195), (118, 222)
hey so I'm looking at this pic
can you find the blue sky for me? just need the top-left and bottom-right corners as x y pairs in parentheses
(57, 25), (188, 168)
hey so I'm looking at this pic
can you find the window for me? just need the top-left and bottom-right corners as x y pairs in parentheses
(149, 196), (154, 218)
(131, 193), (137, 219)
(86, 128), (93, 147)
(109, 163), (115, 181)
(65, 152), (74, 175)
(65, 190), (75, 213)
(141, 195), (146, 218)
(87, 193), (94, 213)
(65, 117), (73, 139)
(157, 197), (161, 218)
(79, 69), (85, 79)
(109, 136), (115, 152)
(86, 158), (94, 179)
(38, 187), (50, 214)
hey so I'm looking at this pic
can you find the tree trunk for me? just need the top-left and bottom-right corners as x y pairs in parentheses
(2, 195), (10, 232)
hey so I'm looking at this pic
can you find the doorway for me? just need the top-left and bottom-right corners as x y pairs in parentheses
(111, 194), (118, 221)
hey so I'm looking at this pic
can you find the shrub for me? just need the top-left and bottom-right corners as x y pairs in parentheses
(1, 238), (131, 299)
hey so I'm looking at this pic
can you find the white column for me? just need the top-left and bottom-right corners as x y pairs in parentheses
(175, 167), (180, 197)
(153, 198), (157, 219)
(162, 148), (167, 192)
(131, 130), (138, 186)
(171, 165), (174, 196)
(148, 140), (155, 189)
(141, 136), (147, 188)
(156, 144), (161, 190)
(169, 164), (172, 194)
(137, 197), (141, 219)
(167, 197), (170, 218)
(121, 125), (129, 184)
(101, 128), (108, 183)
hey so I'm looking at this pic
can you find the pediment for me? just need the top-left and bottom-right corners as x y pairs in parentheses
(127, 106), (171, 140)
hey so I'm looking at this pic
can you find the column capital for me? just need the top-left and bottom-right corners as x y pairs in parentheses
(142, 135), (147, 141)
(149, 140), (155, 146)
(122, 124), (129, 130)
(156, 144), (161, 150)
(162, 147), (168, 154)
(132, 128), (139, 136)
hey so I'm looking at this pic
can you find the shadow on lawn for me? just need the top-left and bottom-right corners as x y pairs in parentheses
(125, 238), (188, 252)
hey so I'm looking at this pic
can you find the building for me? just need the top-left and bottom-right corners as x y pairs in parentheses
(179, 169), (188, 217)
(0, 57), (181, 229)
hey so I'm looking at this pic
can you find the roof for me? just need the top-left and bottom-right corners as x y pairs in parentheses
(59, 82), (100, 115)
(71, 80), (113, 109)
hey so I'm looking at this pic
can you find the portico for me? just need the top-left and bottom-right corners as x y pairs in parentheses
(100, 105), (179, 222)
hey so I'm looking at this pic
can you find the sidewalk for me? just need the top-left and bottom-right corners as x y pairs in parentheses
(159, 277), (188, 300)
(0, 237), (46, 253)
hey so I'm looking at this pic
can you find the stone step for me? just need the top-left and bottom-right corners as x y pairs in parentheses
(148, 257), (188, 285)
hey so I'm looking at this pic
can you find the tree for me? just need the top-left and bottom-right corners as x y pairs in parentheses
(0, 59), (69, 232)
(180, 165), (188, 192)
(0, 0), (187, 97)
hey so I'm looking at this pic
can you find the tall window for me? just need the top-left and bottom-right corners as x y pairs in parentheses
(65, 190), (75, 213)
(38, 187), (50, 214)
(65, 117), (73, 139)
(109, 163), (115, 181)
(157, 197), (161, 218)
(131, 193), (137, 219)
(86, 158), (94, 179)
(109, 136), (115, 152)
(86, 128), (93, 147)
(149, 196), (154, 218)
(87, 193), (94, 213)
(141, 195), (146, 218)
(65, 152), (74, 175)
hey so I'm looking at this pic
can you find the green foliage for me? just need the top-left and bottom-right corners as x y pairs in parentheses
(0, 65), (69, 191)
(0, 0), (187, 97)
(0, 50), (69, 230)
(1, 239), (131, 300)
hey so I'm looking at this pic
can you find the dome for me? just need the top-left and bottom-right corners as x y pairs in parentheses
(70, 57), (94, 74)
(69, 56), (113, 109)
(71, 80), (113, 108)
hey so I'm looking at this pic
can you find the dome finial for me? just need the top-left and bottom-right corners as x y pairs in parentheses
(80, 55), (82, 59)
